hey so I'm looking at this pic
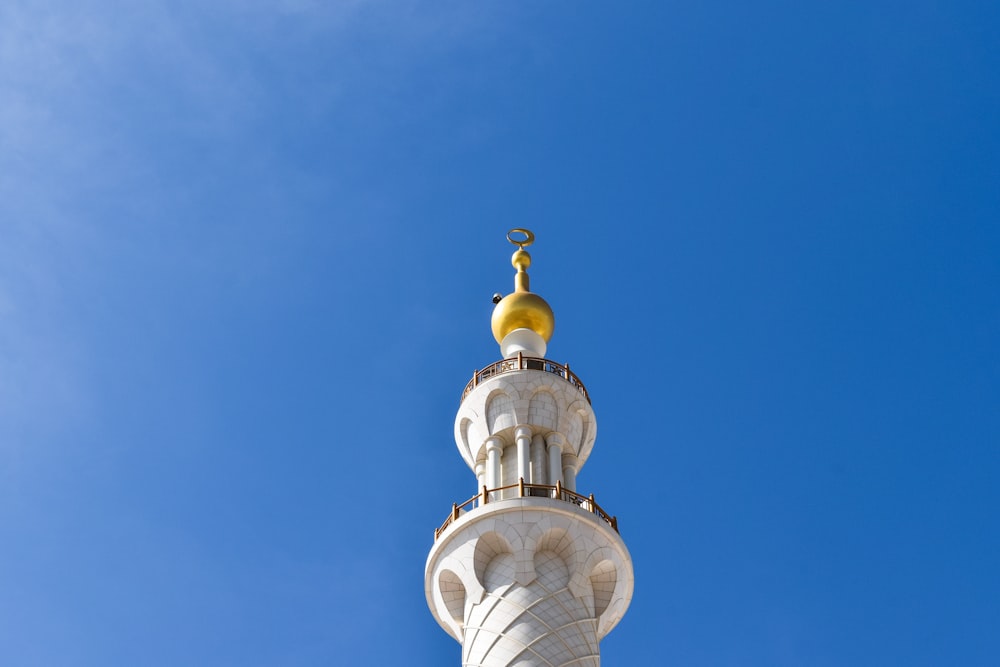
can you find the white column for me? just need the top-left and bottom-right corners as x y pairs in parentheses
(514, 425), (531, 486)
(475, 461), (486, 493)
(562, 453), (578, 493)
(485, 437), (503, 500)
(546, 432), (565, 489)
(530, 433), (546, 484)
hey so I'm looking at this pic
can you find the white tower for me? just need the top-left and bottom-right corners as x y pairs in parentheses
(425, 229), (634, 667)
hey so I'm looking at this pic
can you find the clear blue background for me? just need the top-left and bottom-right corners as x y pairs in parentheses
(1, 1), (998, 665)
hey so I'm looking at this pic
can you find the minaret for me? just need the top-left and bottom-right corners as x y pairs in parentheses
(425, 229), (634, 667)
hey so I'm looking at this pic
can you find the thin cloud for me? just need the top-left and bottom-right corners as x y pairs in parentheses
(0, 0), (507, 452)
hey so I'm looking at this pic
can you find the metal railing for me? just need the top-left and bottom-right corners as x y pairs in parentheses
(434, 478), (618, 540)
(461, 353), (591, 404)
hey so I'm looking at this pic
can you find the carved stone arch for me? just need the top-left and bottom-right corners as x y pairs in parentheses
(438, 569), (467, 626)
(589, 558), (617, 618)
(565, 398), (597, 459)
(532, 548), (571, 592)
(436, 551), (484, 602)
(533, 526), (576, 564)
(563, 410), (584, 454)
(473, 530), (514, 590)
(580, 545), (630, 636)
(459, 418), (473, 455)
(484, 552), (517, 592)
(527, 387), (559, 432)
(599, 598), (626, 638)
(534, 526), (576, 581)
(575, 412), (595, 461)
(430, 552), (484, 641)
(579, 410), (596, 453)
(485, 389), (515, 435)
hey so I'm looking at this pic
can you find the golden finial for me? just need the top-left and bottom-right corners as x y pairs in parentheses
(491, 228), (555, 348)
(507, 228), (535, 250)
(507, 228), (534, 293)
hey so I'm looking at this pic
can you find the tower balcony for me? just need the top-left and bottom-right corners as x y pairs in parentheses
(461, 354), (591, 404)
(434, 479), (618, 541)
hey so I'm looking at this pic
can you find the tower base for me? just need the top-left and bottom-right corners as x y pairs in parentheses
(426, 497), (634, 667)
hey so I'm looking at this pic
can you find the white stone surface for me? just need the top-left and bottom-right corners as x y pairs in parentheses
(455, 369), (597, 476)
(500, 328), (547, 358)
(425, 497), (634, 666)
(433, 353), (632, 666)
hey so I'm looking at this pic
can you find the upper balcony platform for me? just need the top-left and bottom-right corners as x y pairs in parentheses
(434, 479), (618, 541)
(461, 353), (591, 404)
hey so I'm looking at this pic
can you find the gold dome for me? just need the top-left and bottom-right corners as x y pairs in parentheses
(491, 291), (555, 343)
(490, 229), (555, 344)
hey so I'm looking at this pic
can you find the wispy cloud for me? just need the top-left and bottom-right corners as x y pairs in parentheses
(0, 0), (506, 456)
(0, 2), (125, 450)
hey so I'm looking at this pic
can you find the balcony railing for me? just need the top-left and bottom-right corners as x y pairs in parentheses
(461, 353), (591, 404)
(434, 478), (618, 540)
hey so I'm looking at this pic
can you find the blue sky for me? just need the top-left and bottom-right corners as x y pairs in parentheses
(1, 1), (998, 665)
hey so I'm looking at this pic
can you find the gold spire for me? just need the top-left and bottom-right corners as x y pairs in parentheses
(491, 229), (555, 345)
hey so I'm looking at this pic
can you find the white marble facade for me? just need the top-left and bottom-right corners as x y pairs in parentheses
(455, 369), (597, 493)
(426, 500), (633, 667)
(427, 366), (634, 667)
